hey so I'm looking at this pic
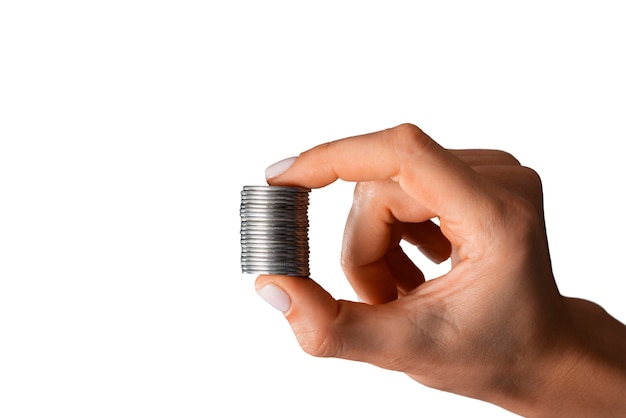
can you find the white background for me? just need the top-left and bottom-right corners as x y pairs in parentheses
(1, 1), (625, 417)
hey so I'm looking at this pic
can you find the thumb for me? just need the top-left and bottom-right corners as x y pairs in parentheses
(254, 275), (416, 371)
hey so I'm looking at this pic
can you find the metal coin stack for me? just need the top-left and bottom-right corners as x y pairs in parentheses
(240, 185), (311, 277)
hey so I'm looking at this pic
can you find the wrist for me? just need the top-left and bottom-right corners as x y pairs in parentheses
(487, 297), (626, 417)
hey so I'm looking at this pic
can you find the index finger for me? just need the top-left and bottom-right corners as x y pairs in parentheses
(267, 123), (488, 221)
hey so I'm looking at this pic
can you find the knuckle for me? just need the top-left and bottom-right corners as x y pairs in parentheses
(392, 122), (423, 138)
(387, 123), (434, 168)
(519, 165), (543, 191)
(507, 166), (544, 214)
(389, 123), (428, 150)
(491, 188), (542, 248)
(488, 165), (544, 224)
(489, 150), (521, 165)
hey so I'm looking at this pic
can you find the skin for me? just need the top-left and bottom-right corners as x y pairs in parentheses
(255, 123), (626, 417)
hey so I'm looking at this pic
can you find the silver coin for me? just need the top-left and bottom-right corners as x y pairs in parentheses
(240, 185), (311, 276)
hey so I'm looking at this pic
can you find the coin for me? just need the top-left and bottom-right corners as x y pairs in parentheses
(240, 185), (310, 277)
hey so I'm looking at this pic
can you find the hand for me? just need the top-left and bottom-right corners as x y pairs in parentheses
(255, 123), (626, 416)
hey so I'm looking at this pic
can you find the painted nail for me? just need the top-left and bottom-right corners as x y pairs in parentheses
(265, 157), (297, 179)
(256, 283), (291, 313)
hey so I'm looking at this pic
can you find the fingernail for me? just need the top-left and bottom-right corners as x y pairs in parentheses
(265, 157), (297, 179)
(256, 283), (291, 313)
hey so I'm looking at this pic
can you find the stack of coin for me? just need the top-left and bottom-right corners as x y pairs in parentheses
(240, 185), (311, 277)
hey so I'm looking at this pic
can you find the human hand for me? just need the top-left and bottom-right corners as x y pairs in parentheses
(255, 124), (626, 416)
